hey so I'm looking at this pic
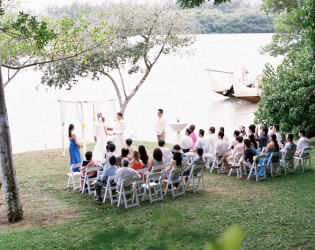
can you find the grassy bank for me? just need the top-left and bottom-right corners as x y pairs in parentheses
(0, 139), (314, 249)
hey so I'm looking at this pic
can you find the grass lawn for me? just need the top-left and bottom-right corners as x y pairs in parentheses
(0, 139), (314, 249)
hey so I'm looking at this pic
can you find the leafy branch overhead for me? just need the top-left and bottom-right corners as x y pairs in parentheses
(177, 0), (231, 8)
(40, 4), (196, 114)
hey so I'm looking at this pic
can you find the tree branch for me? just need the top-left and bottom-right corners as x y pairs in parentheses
(101, 69), (123, 109)
(116, 64), (127, 99)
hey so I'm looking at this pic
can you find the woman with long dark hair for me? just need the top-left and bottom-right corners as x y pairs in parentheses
(68, 124), (81, 172)
(249, 133), (258, 149)
(147, 148), (164, 172)
(163, 152), (182, 190)
(138, 145), (149, 167)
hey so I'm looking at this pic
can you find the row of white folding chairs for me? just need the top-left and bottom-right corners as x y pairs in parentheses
(102, 164), (205, 209)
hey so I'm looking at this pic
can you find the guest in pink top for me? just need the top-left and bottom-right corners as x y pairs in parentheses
(189, 124), (197, 144)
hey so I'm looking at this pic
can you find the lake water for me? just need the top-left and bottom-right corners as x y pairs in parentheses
(4, 33), (281, 154)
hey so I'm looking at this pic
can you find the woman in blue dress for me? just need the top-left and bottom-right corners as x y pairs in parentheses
(69, 124), (82, 172)
(258, 133), (280, 177)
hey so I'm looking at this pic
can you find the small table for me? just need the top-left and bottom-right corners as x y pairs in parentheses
(168, 123), (188, 144)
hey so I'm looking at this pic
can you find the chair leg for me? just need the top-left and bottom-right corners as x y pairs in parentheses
(67, 175), (71, 189)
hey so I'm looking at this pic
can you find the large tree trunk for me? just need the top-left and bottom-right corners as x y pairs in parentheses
(0, 60), (23, 222)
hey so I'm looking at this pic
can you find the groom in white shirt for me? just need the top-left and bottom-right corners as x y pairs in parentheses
(155, 109), (167, 142)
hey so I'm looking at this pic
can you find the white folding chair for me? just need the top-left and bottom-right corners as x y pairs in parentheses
(150, 163), (166, 174)
(117, 177), (140, 209)
(184, 164), (205, 193)
(103, 176), (119, 204)
(141, 172), (164, 203)
(228, 153), (243, 177)
(82, 167), (100, 195)
(67, 163), (81, 190)
(294, 146), (313, 172)
(260, 147), (267, 155)
(163, 168), (185, 198)
(185, 152), (196, 163)
(280, 146), (296, 175)
(267, 152), (282, 177)
(247, 155), (267, 181)
(134, 169), (146, 198)
(210, 154), (225, 174)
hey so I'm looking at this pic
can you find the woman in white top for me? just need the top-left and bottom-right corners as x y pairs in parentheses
(163, 152), (183, 191)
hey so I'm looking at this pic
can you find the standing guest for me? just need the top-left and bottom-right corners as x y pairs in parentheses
(116, 148), (130, 167)
(138, 145), (149, 168)
(129, 151), (144, 180)
(282, 134), (297, 162)
(220, 127), (229, 141)
(181, 128), (194, 153)
(219, 136), (243, 173)
(207, 126), (217, 155)
(296, 129), (309, 155)
(239, 126), (246, 138)
(189, 124), (197, 145)
(114, 158), (141, 195)
(184, 148), (205, 177)
(190, 129), (209, 154)
(158, 140), (173, 164)
(249, 134), (258, 149)
(68, 124), (82, 172)
(155, 108), (167, 142)
(92, 113), (102, 143)
(147, 148), (164, 172)
(255, 126), (269, 150)
(272, 124), (283, 148)
(113, 112), (125, 155)
(125, 138), (136, 158)
(229, 130), (240, 150)
(163, 152), (183, 190)
(80, 151), (100, 191)
(235, 139), (257, 178)
(94, 156), (118, 201)
(173, 144), (188, 166)
(101, 143), (116, 169)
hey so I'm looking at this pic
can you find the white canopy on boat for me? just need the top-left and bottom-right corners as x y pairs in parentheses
(206, 68), (232, 92)
(231, 74), (260, 97)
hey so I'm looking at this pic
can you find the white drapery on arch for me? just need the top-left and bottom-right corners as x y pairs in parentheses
(58, 99), (117, 158)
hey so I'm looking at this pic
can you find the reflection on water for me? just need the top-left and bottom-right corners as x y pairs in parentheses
(5, 34), (280, 153)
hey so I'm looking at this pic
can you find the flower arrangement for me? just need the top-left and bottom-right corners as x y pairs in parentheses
(78, 142), (84, 149)
(215, 151), (218, 155)
(253, 155), (258, 162)
(176, 117), (180, 123)
(234, 153), (238, 159)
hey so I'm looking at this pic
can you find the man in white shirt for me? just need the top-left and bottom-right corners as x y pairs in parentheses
(296, 129), (309, 155)
(92, 113), (102, 143)
(114, 158), (141, 193)
(113, 112), (125, 155)
(181, 128), (194, 153)
(190, 129), (209, 154)
(155, 109), (167, 142)
(207, 126), (217, 155)
(272, 124), (283, 148)
(215, 131), (229, 157)
(158, 140), (173, 164)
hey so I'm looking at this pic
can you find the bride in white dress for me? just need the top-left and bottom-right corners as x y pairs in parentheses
(93, 117), (110, 162)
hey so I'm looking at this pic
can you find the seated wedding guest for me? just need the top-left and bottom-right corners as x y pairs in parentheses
(138, 145), (149, 168)
(125, 138), (136, 158)
(296, 129), (309, 155)
(282, 134), (297, 162)
(239, 126), (246, 138)
(147, 148), (164, 172)
(181, 128), (194, 153)
(190, 129), (209, 154)
(248, 124), (256, 137)
(219, 136), (243, 173)
(94, 156), (118, 201)
(220, 127), (229, 141)
(116, 148), (130, 167)
(249, 133), (258, 150)
(129, 151), (144, 180)
(173, 144), (188, 166)
(80, 151), (100, 192)
(184, 147), (205, 177)
(114, 158), (141, 194)
(101, 143), (116, 168)
(215, 131), (229, 159)
(163, 152), (183, 190)
(189, 124), (197, 145)
(229, 130), (240, 150)
(208, 126), (217, 155)
(235, 139), (257, 178)
(272, 124), (283, 148)
(255, 126), (268, 150)
(158, 140), (173, 163)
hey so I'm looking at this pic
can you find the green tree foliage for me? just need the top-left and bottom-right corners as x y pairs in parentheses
(254, 0), (315, 136)
(177, 0), (231, 8)
(40, 4), (195, 114)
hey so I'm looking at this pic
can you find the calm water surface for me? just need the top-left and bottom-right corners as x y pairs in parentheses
(5, 34), (281, 153)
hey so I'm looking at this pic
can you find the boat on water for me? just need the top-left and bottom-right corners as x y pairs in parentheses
(205, 67), (263, 103)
